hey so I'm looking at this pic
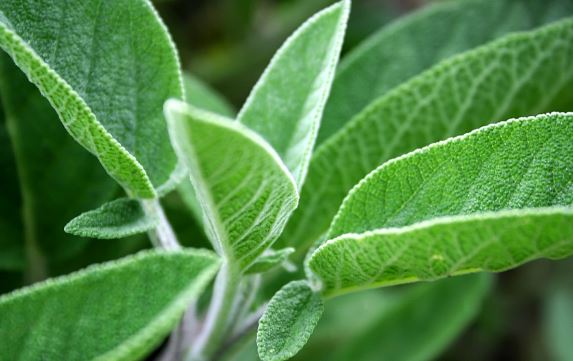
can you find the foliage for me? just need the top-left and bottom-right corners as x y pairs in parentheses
(0, 0), (572, 360)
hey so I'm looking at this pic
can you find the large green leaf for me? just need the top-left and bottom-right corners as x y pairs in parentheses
(0, 0), (184, 198)
(331, 275), (491, 361)
(0, 249), (220, 361)
(238, 0), (349, 188)
(309, 113), (573, 295)
(281, 17), (573, 255)
(318, 0), (573, 144)
(257, 280), (324, 361)
(0, 57), (117, 271)
(0, 98), (24, 270)
(165, 101), (298, 269)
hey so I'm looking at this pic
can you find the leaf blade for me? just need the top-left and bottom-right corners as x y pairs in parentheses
(238, 0), (350, 188)
(257, 280), (324, 361)
(165, 100), (298, 269)
(0, 249), (220, 361)
(310, 113), (573, 295)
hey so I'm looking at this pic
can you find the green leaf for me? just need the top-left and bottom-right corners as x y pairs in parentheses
(281, 17), (573, 255)
(245, 247), (295, 275)
(0, 98), (24, 270)
(0, 56), (117, 268)
(332, 275), (491, 361)
(165, 101), (298, 269)
(309, 113), (573, 295)
(0, 249), (220, 361)
(257, 280), (324, 361)
(184, 73), (235, 117)
(238, 0), (349, 188)
(0, 0), (184, 198)
(65, 198), (158, 239)
(318, 0), (573, 144)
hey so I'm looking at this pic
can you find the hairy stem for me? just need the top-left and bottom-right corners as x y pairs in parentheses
(186, 261), (241, 361)
(141, 199), (181, 251)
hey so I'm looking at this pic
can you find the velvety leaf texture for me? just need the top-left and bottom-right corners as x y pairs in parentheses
(281, 17), (573, 255)
(0, 56), (117, 265)
(318, 0), (573, 144)
(245, 247), (295, 275)
(257, 280), (324, 361)
(0, 0), (184, 198)
(0, 249), (220, 361)
(333, 275), (491, 361)
(310, 113), (573, 295)
(238, 0), (349, 188)
(65, 198), (158, 239)
(165, 100), (298, 269)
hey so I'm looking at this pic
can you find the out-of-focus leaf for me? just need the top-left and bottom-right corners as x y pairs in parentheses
(184, 73), (235, 117)
(245, 248), (295, 275)
(544, 273), (573, 361)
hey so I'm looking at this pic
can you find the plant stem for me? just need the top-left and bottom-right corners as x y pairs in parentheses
(141, 199), (181, 251)
(186, 261), (241, 361)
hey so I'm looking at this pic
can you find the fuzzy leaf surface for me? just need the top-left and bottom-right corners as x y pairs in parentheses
(0, 249), (220, 361)
(282, 18), (573, 254)
(257, 280), (324, 361)
(318, 0), (573, 144)
(0, 0), (184, 197)
(310, 114), (573, 295)
(238, 0), (349, 188)
(165, 101), (298, 269)
(65, 198), (157, 239)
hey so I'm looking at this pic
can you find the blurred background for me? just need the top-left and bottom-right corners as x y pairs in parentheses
(147, 1), (573, 360)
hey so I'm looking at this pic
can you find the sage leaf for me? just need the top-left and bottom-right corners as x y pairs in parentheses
(0, 56), (117, 267)
(0, 99), (24, 270)
(309, 113), (573, 295)
(245, 247), (295, 275)
(0, 249), (220, 361)
(65, 198), (158, 239)
(238, 0), (349, 188)
(165, 100), (298, 269)
(184, 73), (235, 117)
(0, 0), (184, 198)
(318, 0), (573, 144)
(281, 17), (573, 255)
(257, 280), (324, 361)
(332, 275), (491, 361)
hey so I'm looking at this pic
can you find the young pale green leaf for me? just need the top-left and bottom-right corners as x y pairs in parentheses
(318, 0), (573, 144)
(0, 99), (24, 270)
(332, 275), (491, 361)
(281, 17), (573, 255)
(0, 56), (118, 267)
(165, 100), (298, 269)
(245, 247), (295, 275)
(0, 249), (220, 361)
(257, 280), (324, 361)
(184, 73), (235, 118)
(309, 113), (573, 295)
(0, 0), (184, 198)
(64, 198), (158, 239)
(238, 0), (349, 188)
